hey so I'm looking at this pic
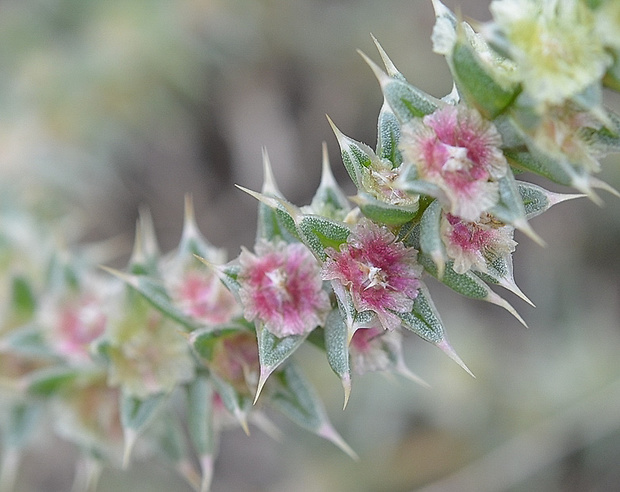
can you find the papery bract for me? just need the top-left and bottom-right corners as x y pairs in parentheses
(238, 241), (330, 338)
(322, 219), (422, 331)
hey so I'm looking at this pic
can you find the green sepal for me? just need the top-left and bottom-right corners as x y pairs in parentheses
(25, 366), (81, 397)
(120, 391), (167, 466)
(190, 325), (245, 361)
(352, 192), (419, 226)
(397, 285), (473, 376)
(10, 275), (37, 321)
(100, 267), (202, 332)
(306, 142), (352, 220)
(297, 215), (351, 260)
(186, 375), (215, 457)
(4, 402), (41, 448)
(394, 163), (443, 197)
(328, 117), (374, 189)
(518, 181), (585, 219)
(0, 324), (51, 358)
(210, 372), (252, 434)
(376, 101), (402, 166)
(187, 375), (216, 492)
(418, 199), (446, 277)
(269, 362), (358, 459)
(449, 24), (520, 119)
(323, 309), (351, 408)
(254, 324), (309, 404)
(419, 253), (527, 326)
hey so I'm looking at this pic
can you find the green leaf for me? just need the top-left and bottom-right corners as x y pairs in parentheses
(449, 25), (520, 119)
(190, 326), (243, 361)
(26, 367), (80, 397)
(4, 402), (41, 448)
(120, 392), (167, 467)
(254, 325), (308, 403)
(210, 373), (252, 434)
(518, 181), (584, 219)
(398, 285), (473, 376)
(186, 375), (215, 457)
(270, 363), (358, 459)
(324, 309), (351, 408)
(418, 199), (446, 277)
(297, 215), (351, 260)
(419, 253), (527, 327)
(328, 117), (374, 189)
(352, 192), (419, 226)
(11, 276), (36, 321)
(376, 102), (402, 166)
(307, 142), (352, 220)
(100, 267), (202, 332)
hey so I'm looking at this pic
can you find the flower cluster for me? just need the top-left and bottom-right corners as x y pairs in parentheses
(0, 1), (619, 490)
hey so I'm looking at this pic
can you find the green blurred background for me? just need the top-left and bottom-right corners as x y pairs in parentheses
(2, 0), (619, 490)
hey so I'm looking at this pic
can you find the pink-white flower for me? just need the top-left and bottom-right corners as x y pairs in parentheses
(321, 219), (422, 331)
(441, 212), (517, 275)
(40, 291), (107, 364)
(169, 269), (240, 326)
(401, 105), (508, 221)
(238, 241), (330, 338)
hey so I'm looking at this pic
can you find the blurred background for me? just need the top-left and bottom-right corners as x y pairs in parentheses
(1, 0), (619, 490)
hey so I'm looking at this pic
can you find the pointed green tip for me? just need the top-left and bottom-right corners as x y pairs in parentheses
(357, 49), (390, 89)
(370, 34), (402, 79)
(436, 339), (475, 378)
(486, 290), (529, 328)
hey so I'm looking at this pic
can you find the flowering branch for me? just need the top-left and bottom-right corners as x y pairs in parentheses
(1, 0), (619, 490)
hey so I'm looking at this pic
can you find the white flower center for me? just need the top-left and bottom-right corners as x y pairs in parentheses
(442, 144), (471, 172)
(363, 264), (390, 290)
(266, 267), (291, 301)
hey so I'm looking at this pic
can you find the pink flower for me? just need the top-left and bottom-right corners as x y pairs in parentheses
(170, 270), (240, 326)
(441, 212), (517, 274)
(238, 241), (330, 338)
(41, 292), (107, 364)
(321, 219), (422, 331)
(401, 105), (508, 221)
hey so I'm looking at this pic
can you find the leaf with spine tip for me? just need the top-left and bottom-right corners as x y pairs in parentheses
(176, 194), (224, 262)
(370, 34), (405, 80)
(195, 256), (242, 300)
(100, 267), (203, 332)
(269, 362), (358, 460)
(254, 324), (309, 405)
(419, 199), (446, 278)
(517, 181), (585, 219)
(359, 50), (440, 123)
(430, 0), (458, 56)
(236, 184), (299, 243)
(120, 392), (167, 468)
(186, 375), (216, 492)
(397, 285), (474, 377)
(190, 325), (244, 361)
(449, 23), (520, 119)
(297, 214), (351, 261)
(418, 253), (528, 328)
(324, 308), (351, 409)
(489, 169), (545, 246)
(253, 149), (299, 243)
(307, 142), (351, 220)
(350, 192), (418, 227)
(475, 253), (535, 307)
(327, 116), (373, 189)
(210, 372), (252, 435)
(376, 101), (403, 167)
(4, 402), (40, 449)
(25, 366), (81, 396)
(128, 207), (160, 277)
